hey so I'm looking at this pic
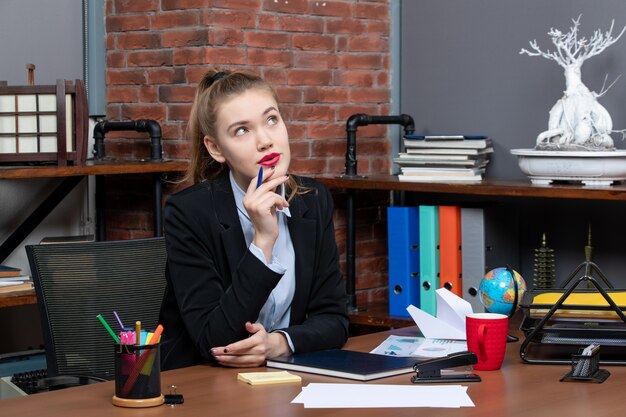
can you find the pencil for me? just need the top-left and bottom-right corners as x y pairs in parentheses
(113, 311), (124, 330)
(121, 324), (164, 396)
(135, 321), (141, 346)
(96, 314), (120, 343)
(256, 166), (263, 189)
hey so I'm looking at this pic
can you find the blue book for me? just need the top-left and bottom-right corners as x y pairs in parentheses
(419, 206), (440, 316)
(387, 207), (420, 317)
(267, 349), (417, 381)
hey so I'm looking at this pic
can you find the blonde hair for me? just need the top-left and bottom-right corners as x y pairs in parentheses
(184, 68), (302, 201)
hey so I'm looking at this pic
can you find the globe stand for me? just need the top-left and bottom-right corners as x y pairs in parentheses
(505, 266), (520, 343)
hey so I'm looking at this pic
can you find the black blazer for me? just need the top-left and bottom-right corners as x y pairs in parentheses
(159, 170), (349, 370)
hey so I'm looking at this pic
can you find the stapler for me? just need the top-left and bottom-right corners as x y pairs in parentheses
(411, 351), (481, 383)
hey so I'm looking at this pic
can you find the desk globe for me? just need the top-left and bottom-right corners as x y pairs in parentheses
(479, 267), (527, 316)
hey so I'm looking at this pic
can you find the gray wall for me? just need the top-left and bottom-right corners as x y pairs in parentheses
(0, 0), (83, 85)
(400, 0), (626, 179)
(399, 1), (626, 287)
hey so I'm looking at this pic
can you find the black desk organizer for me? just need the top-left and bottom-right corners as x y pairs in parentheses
(519, 259), (626, 365)
(560, 347), (610, 383)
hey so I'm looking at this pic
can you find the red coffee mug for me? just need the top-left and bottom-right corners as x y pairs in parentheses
(465, 313), (508, 371)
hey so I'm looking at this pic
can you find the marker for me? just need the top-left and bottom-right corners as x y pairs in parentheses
(256, 166), (263, 189)
(113, 311), (124, 330)
(96, 314), (120, 343)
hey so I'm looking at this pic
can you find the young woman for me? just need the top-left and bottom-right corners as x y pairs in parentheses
(159, 69), (349, 370)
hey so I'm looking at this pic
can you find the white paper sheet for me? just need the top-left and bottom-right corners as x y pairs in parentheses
(292, 383), (474, 408)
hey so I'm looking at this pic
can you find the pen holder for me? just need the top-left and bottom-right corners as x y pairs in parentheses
(560, 347), (610, 383)
(112, 343), (164, 407)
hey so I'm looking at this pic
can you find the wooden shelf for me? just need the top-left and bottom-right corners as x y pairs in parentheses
(315, 175), (626, 201)
(0, 159), (188, 180)
(0, 290), (36, 308)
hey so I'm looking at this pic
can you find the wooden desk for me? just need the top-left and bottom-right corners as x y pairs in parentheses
(1, 325), (623, 417)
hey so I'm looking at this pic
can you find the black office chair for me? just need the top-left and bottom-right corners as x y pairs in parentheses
(25, 237), (166, 391)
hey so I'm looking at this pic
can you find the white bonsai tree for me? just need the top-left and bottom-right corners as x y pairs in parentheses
(520, 16), (626, 150)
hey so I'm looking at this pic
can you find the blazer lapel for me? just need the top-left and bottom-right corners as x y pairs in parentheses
(287, 194), (315, 318)
(212, 171), (247, 276)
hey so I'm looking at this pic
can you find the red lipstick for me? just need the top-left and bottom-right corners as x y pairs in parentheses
(258, 152), (280, 167)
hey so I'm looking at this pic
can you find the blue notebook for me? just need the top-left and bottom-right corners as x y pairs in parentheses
(266, 349), (417, 381)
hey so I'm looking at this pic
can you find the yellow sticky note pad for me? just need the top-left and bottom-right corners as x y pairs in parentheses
(237, 371), (302, 385)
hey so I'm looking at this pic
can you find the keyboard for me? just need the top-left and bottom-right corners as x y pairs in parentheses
(11, 369), (48, 394)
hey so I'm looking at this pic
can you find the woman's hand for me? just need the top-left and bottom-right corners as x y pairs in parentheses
(244, 172), (289, 261)
(211, 322), (292, 367)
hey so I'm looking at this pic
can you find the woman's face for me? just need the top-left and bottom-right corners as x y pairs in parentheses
(204, 88), (290, 190)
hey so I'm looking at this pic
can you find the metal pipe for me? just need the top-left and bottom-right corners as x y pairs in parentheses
(341, 113), (415, 311)
(93, 119), (163, 161)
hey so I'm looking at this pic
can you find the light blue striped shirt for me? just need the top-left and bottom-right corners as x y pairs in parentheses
(229, 172), (296, 351)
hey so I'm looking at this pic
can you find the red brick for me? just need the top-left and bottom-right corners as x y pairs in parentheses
(161, 0), (208, 10)
(162, 30), (209, 47)
(275, 86), (302, 103)
(261, 68), (288, 85)
(244, 32), (290, 49)
(348, 37), (389, 52)
(212, 0), (260, 10)
(164, 140), (192, 159)
(185, 67), (212, 83)
(354, 125), (387, 139)
(107, 52), (126, 68)
(169, 104), (192, 121)
(117, 33), (161, 50)
(161, 123), (184, 140)
(173, 48), (205, 65)
(338, 54), (383, 70)
(287, 70), (332, 86)
(121, 104), (167, 121)
(294, 52), (338, 69)
(360, 139), (390, 155)
(376, 71), (388, 87)
(337, 105), (382, 121)
(289, 140), (310, 158)
(325, 19), (367, 35)
(107, 86), (139, 103)
(348, 88), (389, 103)
(367, 20), (390, 36)
(146, 68), (186, 84)
(355, 3), (389, 20)
(106, 105), (122, 120)
(205, 47), (247, 65)
(107, 70), (147, 85)
(263, 0), (308, 13)
(114, 0), (158, 13)
(286, 124), (306, 140)
(311, 138), (345, 156)
(336, 71), (375, 87)
(151, 11), (199, 29)
(306, 123), (344, 139)
(309, 1), (352, 17)
(303, 87), (349, 103)
(258, 14), (278, 30)
(292, 34), (335, 51)
(106, 14), (150, 32)
(204, 10), (256, 28)
(289, 105), (334, 121)
(139, 86), (158, 102)
(159, 85), (197, 102)
(107, 34), (116, 49)
(277, 15), (324, 32)
(127, 50), (173, 67)
(248, 49), (292, 67)
(289, 158), (327, 175)
(209, 28), (245, 46)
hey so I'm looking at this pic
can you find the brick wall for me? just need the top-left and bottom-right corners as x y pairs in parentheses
(104, 0), (392, 305)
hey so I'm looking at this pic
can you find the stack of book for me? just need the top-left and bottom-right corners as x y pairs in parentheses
(0, 265), (33, 294)
(394, 134), (493, 182)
